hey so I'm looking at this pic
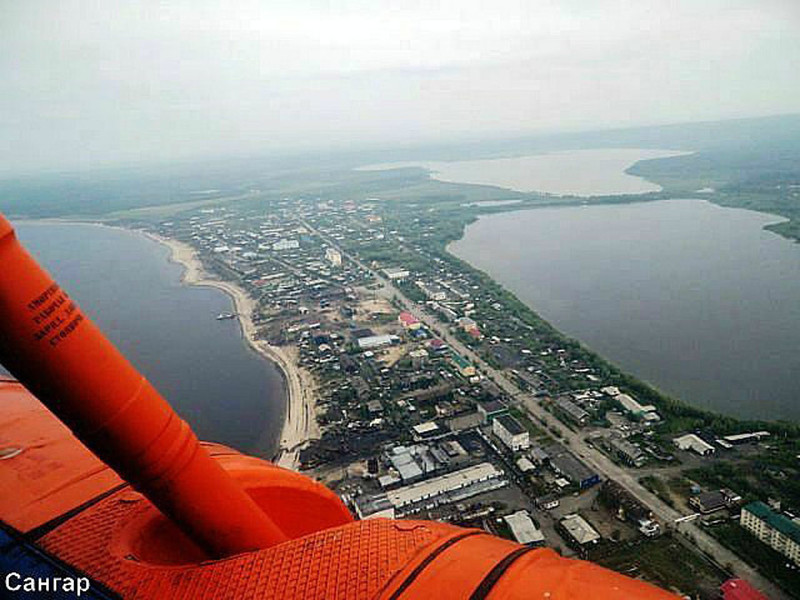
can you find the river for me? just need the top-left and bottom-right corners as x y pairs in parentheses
(449, 199), (800, 421)
(3, 222), (286, 457)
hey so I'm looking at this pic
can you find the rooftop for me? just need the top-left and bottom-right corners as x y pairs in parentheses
(560, 514), (601, 545)
(720, 579), (767, 600)
(386, 462), (503, 509)
(743, 501), (800, 544)
(495, 414), (526, 436)
(504, 511), (545, 545)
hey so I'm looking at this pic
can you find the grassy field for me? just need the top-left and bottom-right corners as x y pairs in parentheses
(591, 534), (729, 599)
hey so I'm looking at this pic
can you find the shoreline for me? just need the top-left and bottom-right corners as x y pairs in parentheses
(141, 231), (319, 470)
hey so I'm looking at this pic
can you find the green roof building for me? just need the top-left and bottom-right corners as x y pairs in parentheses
(740, 501), (800, 565)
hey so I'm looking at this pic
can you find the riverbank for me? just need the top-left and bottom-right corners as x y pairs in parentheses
(142, 231), (319, 470)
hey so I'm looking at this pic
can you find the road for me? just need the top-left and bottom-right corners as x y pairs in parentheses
(304, 219), (789, 600)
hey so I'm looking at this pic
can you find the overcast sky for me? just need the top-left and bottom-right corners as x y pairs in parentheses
(2, 0), (799, 174)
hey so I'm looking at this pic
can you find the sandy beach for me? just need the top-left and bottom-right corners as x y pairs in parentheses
(143, 231), (318, 470)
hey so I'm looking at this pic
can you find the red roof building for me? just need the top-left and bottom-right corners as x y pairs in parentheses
(720, 579), (767, 600)
(398, 311), (421, 329)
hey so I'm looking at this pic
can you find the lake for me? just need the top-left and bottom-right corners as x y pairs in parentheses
(449, 199), (800, 421)
(3, 222), (286, 457)
(359, 148), (686, 196)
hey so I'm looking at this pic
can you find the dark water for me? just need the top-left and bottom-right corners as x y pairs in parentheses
(450, 199), (800, 422)
(4, 222), (286, 457)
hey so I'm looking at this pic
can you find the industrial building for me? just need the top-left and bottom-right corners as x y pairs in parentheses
(607, 390), (660, 421)
(673, 433), (716, 456)
(385, 462), (506, 513)
(546, 444), (600, 489)
(385, 445), (439, 483)
(353, 493), (395, 519)
(493, 414), (530, 452)
(503, 510), (545, 546)
(740, 502), (800, 565)
(722, 431), (770, 445)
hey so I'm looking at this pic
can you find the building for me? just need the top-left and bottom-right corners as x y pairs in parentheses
(740, 501), (800, 565)
(547, 445), (600, 489)
(722, 431), (770, 445)
(272, 238), (299, 251)
(689, 489), (741, 514)
(416, 281), (447, 301)
(357, 334), (397, 350)
(536, 494), (560, 510)
(504, 511), (545, 546)
(386, 445), (440, 483)
(446, 411), (482, 432)
(555, 397), (589, 426)
(516, 457), (536, 473)
(614, 393), (657, 417)
(353, 493), (395, 519)
(383, 267), (410, 280)
(493, 414), (530, 452)
(412, 422), (441, 440)
(477, 399), (508, 424)
(456, 316), (480, 337)
(607, 437), (646, 467)
(673, 433), (716, 456)
(325, 247), (342, 267)
(398, 311), (421, 330)
(558, 514), (601, 552)
(450, 353), (476, 378)
(599, 480), (655, 530)
(385, 462), (505, 512)
(720, 579), (767, 600)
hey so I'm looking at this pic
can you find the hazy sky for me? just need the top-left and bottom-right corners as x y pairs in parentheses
(2, 0), (799, 174)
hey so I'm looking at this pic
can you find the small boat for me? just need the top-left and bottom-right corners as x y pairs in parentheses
(216, 312), (237, 320)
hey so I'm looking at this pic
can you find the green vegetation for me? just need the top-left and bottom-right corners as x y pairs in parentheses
(639, 476), (675, 508)
(591, 534), (729, 599)
(508, 407), (546, 440)
(687, 447), (800, 508)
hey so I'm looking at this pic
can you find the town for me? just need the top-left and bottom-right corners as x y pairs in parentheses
(143, 194), (800, 600)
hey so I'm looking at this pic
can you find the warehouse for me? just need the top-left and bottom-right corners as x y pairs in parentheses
(386, 462), (505, 511)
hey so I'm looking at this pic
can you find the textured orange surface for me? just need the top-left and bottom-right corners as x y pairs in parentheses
(40, 495), (445, 600)
(0, 380), (122, 532)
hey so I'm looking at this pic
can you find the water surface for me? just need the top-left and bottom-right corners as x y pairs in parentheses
(360, 149), (686, 196)
(3, 222), (286, 456)
(449, 199), (800, 421)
